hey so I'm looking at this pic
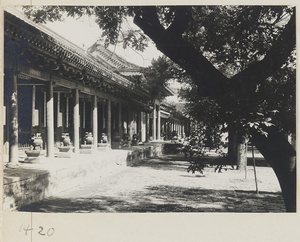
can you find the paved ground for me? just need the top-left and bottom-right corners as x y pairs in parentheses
(19, 154), (286, 213)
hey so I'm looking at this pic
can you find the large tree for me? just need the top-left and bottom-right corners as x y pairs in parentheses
(178, 52), (295, 170)
(22, 5), (296, 211)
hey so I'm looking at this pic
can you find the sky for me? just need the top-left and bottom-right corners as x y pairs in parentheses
(44, 14), (163, 68)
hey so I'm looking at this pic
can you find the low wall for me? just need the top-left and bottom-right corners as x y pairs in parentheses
(3, 144), (163, 210)
(126, 144), (163, 166)
(163, 143), (183, 154)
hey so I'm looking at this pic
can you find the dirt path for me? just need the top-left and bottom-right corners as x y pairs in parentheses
(19, 155), (286, 213)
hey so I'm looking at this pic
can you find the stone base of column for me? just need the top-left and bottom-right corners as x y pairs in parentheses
(56, 147), (74, 158)
(23, 157), (42, 164)
(111, 141), (122, 149)
(97, 143), (111, 151)
(80, 144), (95, 154)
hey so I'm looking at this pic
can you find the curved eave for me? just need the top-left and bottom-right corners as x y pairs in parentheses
(88, 41), (142, 70)
(4, 9), (150, 99)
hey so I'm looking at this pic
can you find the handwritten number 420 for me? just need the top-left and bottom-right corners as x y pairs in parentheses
(19, 224), (55, 236)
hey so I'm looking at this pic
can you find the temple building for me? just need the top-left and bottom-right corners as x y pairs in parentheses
(3, 8), (190, 165)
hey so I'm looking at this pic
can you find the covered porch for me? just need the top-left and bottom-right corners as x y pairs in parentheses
(3, 9), (154, 165)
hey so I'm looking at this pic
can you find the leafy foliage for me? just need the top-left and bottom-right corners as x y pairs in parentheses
(23, 5), (295, 77)
(255, 54), (296, 135)
(122, 29), (148, 51)
(143, 56), (175, 101)
(23, 5), (295, 137)
(184, 6), (293, 76)
(23, 6), (144, 49)
(22, 5), (295, 136)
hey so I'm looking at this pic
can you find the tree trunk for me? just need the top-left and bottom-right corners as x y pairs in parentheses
(237, 142), (247, 171)
(227, 123), (247, 170)
(251, 126), (296, 212)
(227, 126), (238, 166)
(134, 7), (296, 212)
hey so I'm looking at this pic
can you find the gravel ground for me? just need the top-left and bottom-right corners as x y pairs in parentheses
(19, 154), (286, 213)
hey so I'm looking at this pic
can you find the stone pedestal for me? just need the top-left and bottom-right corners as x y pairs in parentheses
(56, 146), (73, 158)
(80, 144), (94, 154)
(24, 150), (41, 163)
(98, 143), (111, 151)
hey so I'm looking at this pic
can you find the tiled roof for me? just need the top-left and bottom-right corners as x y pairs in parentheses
(88, 41), (142, 71)
(4, 6), (149, 98)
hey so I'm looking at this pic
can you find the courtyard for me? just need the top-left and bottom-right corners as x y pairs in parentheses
(19, 154), (285, 213)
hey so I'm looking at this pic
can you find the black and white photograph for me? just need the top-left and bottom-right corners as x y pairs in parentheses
(1, 3), (298, 241)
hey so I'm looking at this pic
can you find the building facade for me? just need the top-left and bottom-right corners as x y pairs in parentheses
(3, 8), (189, 165)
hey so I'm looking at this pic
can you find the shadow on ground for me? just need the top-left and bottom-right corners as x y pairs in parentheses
(19, 185), (285, 213)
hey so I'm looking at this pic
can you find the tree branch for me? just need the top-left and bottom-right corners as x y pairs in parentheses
(135, 6), (164, 32)
(134, 7), (295, 106)
(232, 10), (296, 95)
(134, 7), (229, 98)
(166, 6), (192, 37)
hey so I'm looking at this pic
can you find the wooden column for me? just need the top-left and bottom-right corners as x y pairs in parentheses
(146, 112), (150, 142)
(92, 95), (98, 150)
(107, 98), (111, 144)
(46, 81), (54, 158)
(152, 104), (156, 140)
(113, 103), (116, 131)
(44, 92), (46, 127)
(102, 102), (105, 130)
(31, 85), (36, 128)
(57, 92), (60, 125)
(38, 89), (43, 134)
(127, 106), (131, 139)
(140, 112), (144, 142)
(73, 89), (80, 154)
(56, 91), (62, 142)
(157, 104), (161, 140)
(118, 103), (122, 138)
(136, 112), (140, 140)
(65, 96), (69, 128)
(8, 70), (19, 165)
(82, 100), (86, 129)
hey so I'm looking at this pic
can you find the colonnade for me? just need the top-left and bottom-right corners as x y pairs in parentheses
(44, 85), (125, 156)
(5, 74), (156, 163)
(5, 74), (186, 165)
(150, 103), (186, 141)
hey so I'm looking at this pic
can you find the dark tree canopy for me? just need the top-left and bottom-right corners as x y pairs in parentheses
(23, 6), (295, 100)
(143, 56), (175, 102)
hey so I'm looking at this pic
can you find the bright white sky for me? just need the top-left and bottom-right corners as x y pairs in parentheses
(44, 15), (163, 68)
